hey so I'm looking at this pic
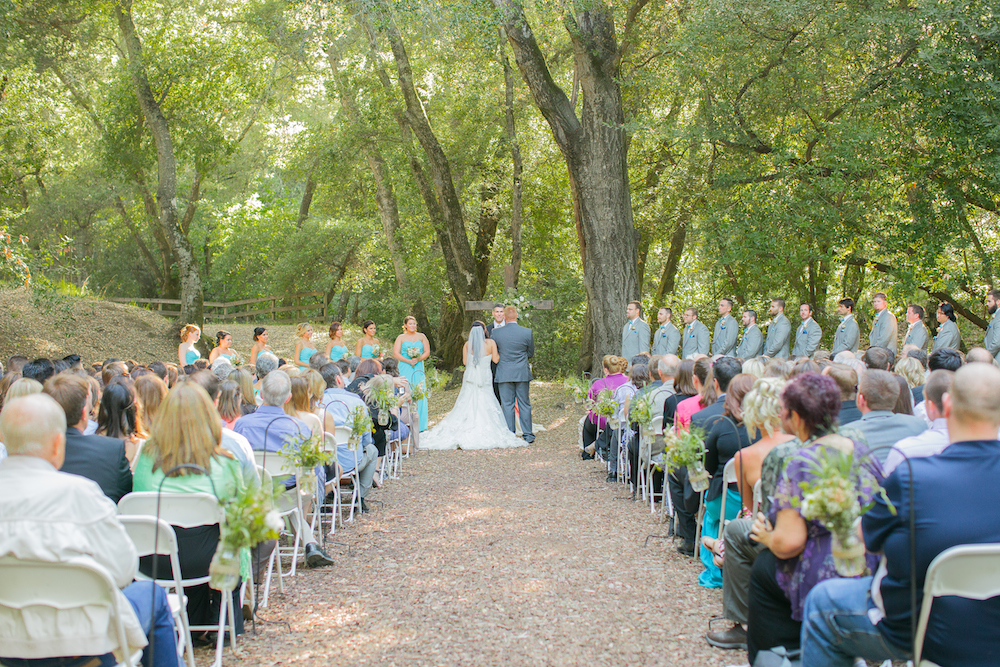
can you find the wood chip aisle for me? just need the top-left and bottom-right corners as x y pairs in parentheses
(221, 383), (738, 666)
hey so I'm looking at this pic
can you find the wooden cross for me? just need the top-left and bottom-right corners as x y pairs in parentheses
(464, 264), (554, 312)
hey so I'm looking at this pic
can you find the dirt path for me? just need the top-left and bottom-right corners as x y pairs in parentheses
(225, 384), (738, 666)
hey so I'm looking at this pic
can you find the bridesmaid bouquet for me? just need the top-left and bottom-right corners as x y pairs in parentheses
(406, 347), (421, 359)
(372, 344), (382, 357)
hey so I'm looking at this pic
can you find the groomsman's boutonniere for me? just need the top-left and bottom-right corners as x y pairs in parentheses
(629, 322), (637, 333)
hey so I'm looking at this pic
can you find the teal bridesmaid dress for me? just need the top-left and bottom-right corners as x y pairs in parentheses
(399, 340), (428, 431)
(329, 344), (349, 362)
(361, 343), (378, 359)
(185, 348), (201, 365)
(299, 347), (316, 368)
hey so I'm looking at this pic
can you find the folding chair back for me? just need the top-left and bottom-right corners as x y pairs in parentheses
(117, 491), (223, 528)
(914, 543), (1000, 665)
(717, 457), (740, 541)
(0, 556), (141, 667)
(117, 516), (196, 667)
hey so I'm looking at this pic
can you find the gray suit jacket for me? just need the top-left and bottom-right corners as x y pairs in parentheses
(764, 313), (791, 358)
(622, 318), (651, 359)
(843, 410), (927, 463)
(681, 320), (711, 358)
(903, 321), (929, 351)
(792, 318), (822, 357)
(652, 322), (680, 356)
(986, 310), (1000, 361)
(491, 322), (534, 383)
(712, 314), (738, 356)
(737, 324), (764, 359)
(869, 309), (899, 352)
(831, 315), (860, 355)
(932, 319), (962, 352)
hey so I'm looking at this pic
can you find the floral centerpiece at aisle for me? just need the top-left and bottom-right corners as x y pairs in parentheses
(366, 380), (397, 426)
(411, 381), (428, 402)
(661, 426), (708, 491)
(589, 389), (619, 429)
(789, 446), (890, 576)
(279, 431), (333, 497)
(349, 404), (373, 448)
(209, 481), (283, 591)
(628, 393), (656, 430)
(563, 374), (589, 403)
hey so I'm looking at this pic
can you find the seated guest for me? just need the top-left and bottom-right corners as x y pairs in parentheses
(132, 383), (245, 639)
(862, 346), (893, 371)
(914, 346), (965, 423)
(43, 373), (132, 502)
(0, 394), (179, 667)
(253, 351), (279, 401)
(605, 363), (647, 483)
(581, 355), (629, 460)
(318, 363), (379, 513)
(843, 369), (926, 462)
(133, 375), (167, 460)
(97, 380), (144, 464)
(699, 373), (755, 589)
(627, 355), (680, 493)
(218, 380), (244, 430)
(966, 346), (995, 366)
(894, 355), (925, 404)
(4, 377), (42, 405)
(6, 355), (27, 373)
(0, 371), (22, 413)
(883, 369), (953, 474)
(801, 362), (1000, 666)
(83, 375), (101, 434)
(824, 363), (862, 425)
(674, 357), (716, 429)
(891, 373), (914, 415)
(746, 373), (882, 663)
(286, 375), (323, 436)
(20, 358), (55, 384)
(228, 367), (258, 415)
(233, 370), (333, 566)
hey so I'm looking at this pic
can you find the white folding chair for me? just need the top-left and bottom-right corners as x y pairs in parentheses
(118, 515), (196, 667)
(913, 543), (1000, 666)
(116, 491), (236, 667)
(253, 465), (297, 609)
(253, 450), (309, 577)
(717, 457), (740, 541)
(314, 432), (342, 541)
(0, 556), (143, 667)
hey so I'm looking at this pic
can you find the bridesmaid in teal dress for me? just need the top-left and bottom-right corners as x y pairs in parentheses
(355, 320), (382, 360)
(293, 322), (316, 372)
(393, 315), (430, 431)
(178, 323), (202, 367)
(325, 322), (350, 362)
(209, 330), (236, 364)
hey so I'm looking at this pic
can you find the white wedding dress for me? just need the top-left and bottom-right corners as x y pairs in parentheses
(420, 333), (528, 451)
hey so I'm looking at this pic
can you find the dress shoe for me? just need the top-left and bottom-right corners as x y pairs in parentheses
(304, 543), (334, 568)
(705, 624), (747, 650)
(581, 449), (595, 460)
(360, 498), (370, 514)
(676, 540), (695, 557)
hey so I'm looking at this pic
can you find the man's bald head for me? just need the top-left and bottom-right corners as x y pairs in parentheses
(965, 347), (995, 365)
(0, 394), (67, 467)
(947, 363), (1000, 427)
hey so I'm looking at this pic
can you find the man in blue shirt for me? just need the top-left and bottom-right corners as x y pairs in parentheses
(317, 364), (379, 513)
(233, 370), (334, 567)
(801, 362), (1000, 666)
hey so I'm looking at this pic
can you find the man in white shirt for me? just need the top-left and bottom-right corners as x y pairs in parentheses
(884, 369), (953, 474)
(0, 394), (179, 667)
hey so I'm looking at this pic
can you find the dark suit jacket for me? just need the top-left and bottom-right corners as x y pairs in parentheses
(491, 322), (534, 383)
(61, 426), (132, 503)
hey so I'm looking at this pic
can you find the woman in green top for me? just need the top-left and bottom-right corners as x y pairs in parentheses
(132, 382), (244, 634)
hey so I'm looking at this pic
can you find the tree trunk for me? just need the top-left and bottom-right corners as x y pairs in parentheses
(500, 32), (525, 288)
(474, 179), (501, 292)
(115, 1), (203, 331)
(497, 1), (640, 374)
(653, 213), (688, 308)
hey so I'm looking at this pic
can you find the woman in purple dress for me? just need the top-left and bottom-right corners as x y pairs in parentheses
(747, 373), (883, 663)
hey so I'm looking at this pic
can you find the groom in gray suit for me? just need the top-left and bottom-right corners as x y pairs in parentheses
(491, 305), (535, 443)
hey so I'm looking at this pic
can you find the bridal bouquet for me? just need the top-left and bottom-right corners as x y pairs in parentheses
(662, 426), (708, 491)
(789, 446), (887, 576)
(210, 481), (283, 592)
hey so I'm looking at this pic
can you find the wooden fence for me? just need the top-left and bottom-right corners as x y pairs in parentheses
(107, 291), (329, 323)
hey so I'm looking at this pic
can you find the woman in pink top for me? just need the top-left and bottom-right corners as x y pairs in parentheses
(581, 355), (629, 459)
(674, 357), (717, 430)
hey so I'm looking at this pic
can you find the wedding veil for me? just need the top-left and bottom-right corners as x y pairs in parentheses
(468, 325), (486, 366)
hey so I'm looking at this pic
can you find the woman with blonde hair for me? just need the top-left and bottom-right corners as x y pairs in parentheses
(228, 367), (257, 415)
(3, 377), (42, 407)
(132, 382), (244, 637)
(293, 322), (316, 372)
(178, 323), (202, 367)
(286, 375), (323, 436)
(732, 376), (796, 510)
(894, 355), (925, 389)
(581, 355), (629, 459)
(0, 372), (22, 413)
(134, 374), (168, 437)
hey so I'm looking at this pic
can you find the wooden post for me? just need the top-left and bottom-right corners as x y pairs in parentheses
(323, 293), (329, 321)
(503, 264), (516, 294)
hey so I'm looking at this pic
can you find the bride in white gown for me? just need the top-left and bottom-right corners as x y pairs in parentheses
(420, 322), (528, 451)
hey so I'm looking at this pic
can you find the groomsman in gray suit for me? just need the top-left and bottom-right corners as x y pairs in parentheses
(831, 298), (860, 354)
(652, 307), (681, 356)
(621, 300), (651, 360)
(903, 304), (929, 351)
(869, 292), (898, 353)
(792, 303), (822, 357)
(681, 307), (711, 358)
(985, 290), (1000, 362)
(763, 298), (791, 358)
(491, 305), (535, 443)
(712, 298), (738, 356)
(736, 309), (764, 358)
